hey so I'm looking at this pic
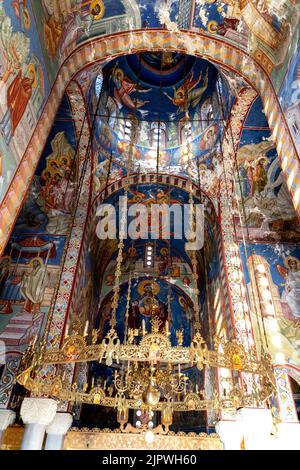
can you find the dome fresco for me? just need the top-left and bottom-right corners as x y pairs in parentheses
(85, 53), (233, 182)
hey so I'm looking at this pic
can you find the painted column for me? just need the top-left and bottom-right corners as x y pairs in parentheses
(274, 368), (299, 423)
(45, 413), (73, 450)
(215, 420), (242, 450)
(218, 90), (258, 420)
(38, 82), (92, 412)
(20, 398), (57, 450)
(0, 409), (16, 448)
(237, 408), (273, 450)
(220, 88), (258, 350)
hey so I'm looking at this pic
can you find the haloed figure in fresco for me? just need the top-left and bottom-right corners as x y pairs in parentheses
(0, 64), (37, 145)
(42, 0), (105, 58)
(278, 257), (300, 321)
(112, 67), (151, 110)
(163, 69), (209, 114)
(20, 258), (49, 315)
(129, 281), (168, 332)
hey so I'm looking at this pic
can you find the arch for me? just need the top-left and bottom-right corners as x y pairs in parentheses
(0, 29), (298, 258)
(67, 172), (227, 339)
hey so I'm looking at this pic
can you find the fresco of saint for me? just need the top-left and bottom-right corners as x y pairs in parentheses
(20, 258), (49, 314)
(42, 0), (105, 57)
(129, 281), (167, 331)
(277, 256), (300, 320)
(5, 65), (36, 138)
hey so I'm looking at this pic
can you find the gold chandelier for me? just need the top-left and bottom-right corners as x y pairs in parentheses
(17, 311), (276, 431)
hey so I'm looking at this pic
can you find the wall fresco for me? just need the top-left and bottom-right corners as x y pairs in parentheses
(0, 95), (77, 408)
(0, 0), (50, 207)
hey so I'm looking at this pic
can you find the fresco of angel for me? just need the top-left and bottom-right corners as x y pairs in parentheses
(42, 0), (104, 58)
(277, 256), (300, 320)
(111, 68), (151, 110)
(163, 69), (209, 114)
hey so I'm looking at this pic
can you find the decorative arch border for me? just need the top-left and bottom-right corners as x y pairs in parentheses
(0, 29), (299, 256)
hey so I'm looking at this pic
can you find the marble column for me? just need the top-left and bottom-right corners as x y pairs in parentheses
(215, 420), (242, 450)
(237, 408), (273, 450)
(20, 398), (57, 450)
(45, 413), (73, 450)
(0, 410), (16, 448)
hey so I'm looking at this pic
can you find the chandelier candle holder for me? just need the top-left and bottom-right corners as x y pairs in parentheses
(17, 314), (276, 431)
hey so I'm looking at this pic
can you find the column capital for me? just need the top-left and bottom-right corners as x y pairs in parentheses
(20, 398), (57, 427)
(236, 408), (273, 449)
(46, 413), (73, 436)
(215, 420), (242, 450)
(0, 410), (16, 431)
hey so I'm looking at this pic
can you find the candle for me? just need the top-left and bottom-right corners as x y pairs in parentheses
(91, 377), (95, 389)
(142, 320), (146, 336)
(84, 320), (89, 337)
(196, 385), (199, 394)
(65, 324), (69, 338)
(178, 364), (181, 375)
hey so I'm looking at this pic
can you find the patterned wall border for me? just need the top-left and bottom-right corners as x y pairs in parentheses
(45, 80), (93, 348)
(274, 367), (298, 423)
(0, 29), (299, 256)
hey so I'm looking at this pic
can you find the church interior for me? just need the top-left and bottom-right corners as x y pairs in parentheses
(0, 0), (300, 451)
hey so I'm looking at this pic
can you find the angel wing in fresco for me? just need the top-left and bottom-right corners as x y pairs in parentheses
(163, 69), (209, 114)
(111, 68), (151, 110)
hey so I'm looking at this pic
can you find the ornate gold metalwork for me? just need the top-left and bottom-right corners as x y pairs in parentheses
(17, 315), (275, 414)
(23, 321), (273, 377)
(63, 428), (224, 450)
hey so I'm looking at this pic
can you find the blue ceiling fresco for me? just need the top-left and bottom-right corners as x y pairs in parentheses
(83, 52), (233, 183)
(102, 53), (221, 123)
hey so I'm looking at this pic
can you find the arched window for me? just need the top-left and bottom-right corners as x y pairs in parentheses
(106, 96), (118, 129)
(179, 118), (187, 145)
(178, 119), (192, 145)
(201, 98), (213, 131)
(118, 115), (139, 142)
(150, 122), (167, 148)
(95, 73), (103, 99)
